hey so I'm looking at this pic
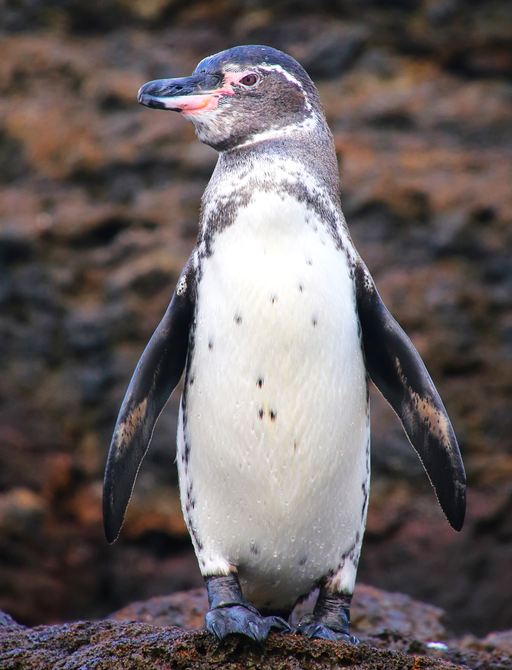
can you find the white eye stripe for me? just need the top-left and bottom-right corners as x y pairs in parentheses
(258, 64), (313, 112)
(258, 64), (301, 87)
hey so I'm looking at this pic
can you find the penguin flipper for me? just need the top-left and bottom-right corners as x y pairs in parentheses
(354, 262), (466, 531)
(102, 263), (195, 543)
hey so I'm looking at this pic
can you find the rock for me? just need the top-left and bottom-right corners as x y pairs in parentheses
(111, 588), (207, 629)
(111, 584), (446, 642)
(0, 488), (46, 537)
(300, 25), (369, 79)
(351, 585), (446, 641)
(0, 227), (34, 265)
(474, 630), (512, 655)
(0, 619), (459, 670)
(0, 611), (21, 628)
(1, 586), (511, 669)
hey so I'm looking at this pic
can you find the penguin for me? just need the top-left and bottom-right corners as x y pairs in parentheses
(103, 45), (466, 644)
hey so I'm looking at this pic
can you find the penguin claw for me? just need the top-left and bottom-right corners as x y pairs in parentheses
(205, 605), (291, 641)
(295, 618), (359, 645)
(268, 615), (292, 633)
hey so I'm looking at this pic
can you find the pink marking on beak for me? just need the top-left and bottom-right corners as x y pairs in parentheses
(176, 71), (255, 114)
(174, 85), (235, 116)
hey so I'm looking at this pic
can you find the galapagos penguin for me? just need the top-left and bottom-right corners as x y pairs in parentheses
(103, 45), (466, 643)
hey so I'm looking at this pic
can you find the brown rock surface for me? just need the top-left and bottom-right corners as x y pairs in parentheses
(0, 623), (461, 670)
(110, 584), (447, 642)
(1, 586), (512, 669)
(1, 0), (511, 639)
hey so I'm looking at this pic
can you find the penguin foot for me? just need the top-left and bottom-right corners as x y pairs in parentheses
(295, 616), (359, 644)
(206, 605), (290, 641)
(295, 583), (359, 644)
(204, 572), (290, 641)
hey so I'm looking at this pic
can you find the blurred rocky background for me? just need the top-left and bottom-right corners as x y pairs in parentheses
(0, 0), (511, 639)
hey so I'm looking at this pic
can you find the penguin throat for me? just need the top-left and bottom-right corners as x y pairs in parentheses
(192, 109), (321, 153)
(231, 113), (321, 150)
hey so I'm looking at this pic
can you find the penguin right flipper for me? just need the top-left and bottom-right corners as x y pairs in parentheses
(102, 261), (195, 543)
(354, 262), (466, 531)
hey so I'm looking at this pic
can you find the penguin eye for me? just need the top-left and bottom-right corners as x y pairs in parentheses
(239, 73), (259, 87)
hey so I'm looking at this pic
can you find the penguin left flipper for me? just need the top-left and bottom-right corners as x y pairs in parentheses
(354, 262), (466, 531)
(102, 261), (195, 543)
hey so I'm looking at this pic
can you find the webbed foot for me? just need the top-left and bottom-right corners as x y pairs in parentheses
(204, 572), (291, 641)
(295, 615), (359, 644)
(206, 604), (290, 641)
(295, 584), (358, 644)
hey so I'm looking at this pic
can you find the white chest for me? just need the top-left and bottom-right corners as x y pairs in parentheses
(177, 190), (369, 608)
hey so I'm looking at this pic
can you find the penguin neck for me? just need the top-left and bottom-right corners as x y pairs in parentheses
(197, 124), (345, 257)
(218, 121), (340, 202)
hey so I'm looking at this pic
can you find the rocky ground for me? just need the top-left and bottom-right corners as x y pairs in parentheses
(0, 0), (511, 642)
(1, 585), (512, 669)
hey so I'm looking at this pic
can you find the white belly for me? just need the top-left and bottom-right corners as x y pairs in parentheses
(177, 191), (369, 609)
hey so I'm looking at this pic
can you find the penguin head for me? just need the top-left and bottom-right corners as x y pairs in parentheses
(138, 45), (324, 151)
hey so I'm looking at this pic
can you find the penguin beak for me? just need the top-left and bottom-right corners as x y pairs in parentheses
(137, 74), (233, 114)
